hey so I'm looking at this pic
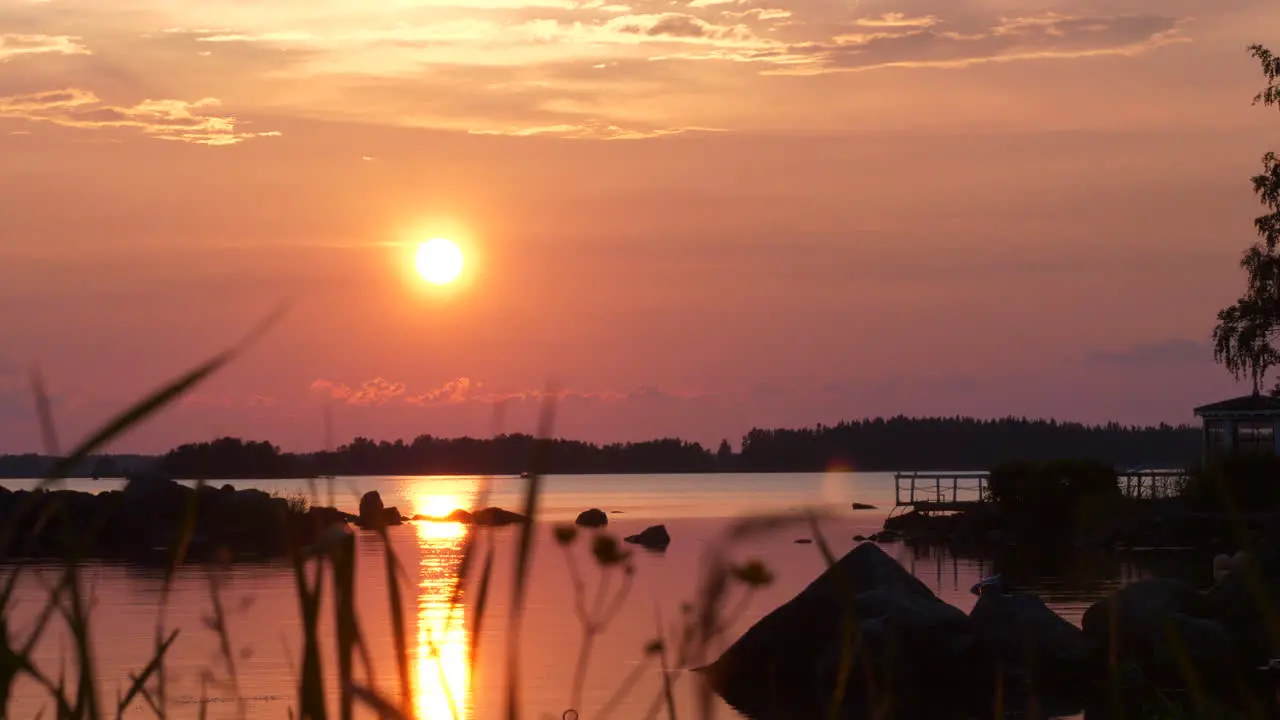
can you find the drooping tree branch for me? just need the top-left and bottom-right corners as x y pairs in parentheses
(1212, 45), (1280, 391)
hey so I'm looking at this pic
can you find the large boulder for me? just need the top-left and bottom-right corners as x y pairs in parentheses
(1082, 578), (1232, 687)
(445, 509), (474, 524)
(383, 507), (405, 527)
(704, 542), (988, 719)
(969, 591), (1087, 693)
(472, 507), (527, 527)
(575, 508), (608, 528)
(357, 490), (385, 529)
(1150, 613), (1239, 687)
(624, 525), (671, 551)
(1208, 545), (1280, 667)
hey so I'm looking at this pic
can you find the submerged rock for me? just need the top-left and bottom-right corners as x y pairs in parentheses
(471, 507), (527, 527)
(575, 508), (608, 528)
(624, 525), (671, 551)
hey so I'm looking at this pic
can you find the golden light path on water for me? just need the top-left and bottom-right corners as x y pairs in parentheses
(412, 491), (472, 719)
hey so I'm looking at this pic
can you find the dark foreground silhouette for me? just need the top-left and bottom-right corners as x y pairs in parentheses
(704, 542), (1280, 720)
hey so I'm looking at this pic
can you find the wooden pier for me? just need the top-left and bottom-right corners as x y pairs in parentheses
(893, 468), (1189, 510)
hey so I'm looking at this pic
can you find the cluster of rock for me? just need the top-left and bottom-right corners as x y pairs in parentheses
(0, 480), (340, 561)
(704, 542), (1280, 719)
(0, 479), (683, 563)
(570, 506), (671, 551)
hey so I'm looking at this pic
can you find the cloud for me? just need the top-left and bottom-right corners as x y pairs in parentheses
(0, 33), (88, 62)
(468, 120), (725, 139)
(405, 377), (481, 405)
(311, 377), (407, 406)
(795, 12), (1188, 74)
(309, 376), (716, 409)
(1087, 339), (1211, 368)
(628, 13), (717, 38)
(853, 13), (939, 28)
(0, 88), (280, 145)
(0, 0), (1201, 139)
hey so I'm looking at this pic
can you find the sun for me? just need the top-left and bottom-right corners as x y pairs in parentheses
(415, 493), (463, 519)
(415, 238), (464, 285)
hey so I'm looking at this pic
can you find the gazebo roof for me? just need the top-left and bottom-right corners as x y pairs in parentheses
(1193, 393), (1280, 417)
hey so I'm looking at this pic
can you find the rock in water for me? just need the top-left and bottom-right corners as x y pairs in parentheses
(575, 508), (608, 528)
(969, 591), (1087, 693)
(1083, 578), (1238, 688)
(851, 502), (876, 510)
(445, 508), (474, 524)
(357, 490), (385, 529)
(704, 542), (987, 719)
(383, 506), (404, 527)
(471, 507), (527, 527)
(624, 525), (671, 551)
(1209, 544), (1280, 666)
(1150, 613), (1238, 687)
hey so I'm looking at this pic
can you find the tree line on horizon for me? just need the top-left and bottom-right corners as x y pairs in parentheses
(0, 416), (1202, 478)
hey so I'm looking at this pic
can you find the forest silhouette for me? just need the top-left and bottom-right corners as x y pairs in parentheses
(0, 416), (1200, 478)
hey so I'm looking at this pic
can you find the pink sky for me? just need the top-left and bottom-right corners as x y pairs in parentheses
(1, 0), (1277, 452)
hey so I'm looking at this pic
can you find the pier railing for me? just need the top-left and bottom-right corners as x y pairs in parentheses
(894, 471), (990, 509)
(893, 468), (1189, 509)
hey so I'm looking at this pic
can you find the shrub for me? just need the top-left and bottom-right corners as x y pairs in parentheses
(987, 458), (1122, 531)
(1182, 452), (1280, 512)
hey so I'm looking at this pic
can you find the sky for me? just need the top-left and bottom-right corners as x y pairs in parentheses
(1, 0), (1278, 453)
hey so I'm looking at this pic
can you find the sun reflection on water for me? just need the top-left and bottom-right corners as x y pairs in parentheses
(412, 491), (472, 719)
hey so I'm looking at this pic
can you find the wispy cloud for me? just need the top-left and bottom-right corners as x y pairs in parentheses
(310, 376), (716, 408)
(468, 121), (725, 139)
(0, 33), (88, 62)
(0, 89), (280, 145)
(0, 0), (1200, 137)
(853, 13), (939, 29)
(1087, 339), (1212, 368)
(710, 12), (1188, 74)
(310, 378), (406, 406)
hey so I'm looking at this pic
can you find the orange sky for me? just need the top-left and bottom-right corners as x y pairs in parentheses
(1, 0), (1278, 452)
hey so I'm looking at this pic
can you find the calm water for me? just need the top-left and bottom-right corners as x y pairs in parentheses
(1, 472), (1198, 719)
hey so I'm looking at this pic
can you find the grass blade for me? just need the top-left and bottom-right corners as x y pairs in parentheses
(377, 527), (411, 717)
(332, 531), (357, 720)
(505, 389), (557, 720)
(350, 684), (411, 720)
(117, 629), (179, 718)
(469, 539), (496, 678)
(43, 302), (286, 483)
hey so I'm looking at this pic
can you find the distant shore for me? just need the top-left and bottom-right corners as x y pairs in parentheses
(0, 416), (1200, 479)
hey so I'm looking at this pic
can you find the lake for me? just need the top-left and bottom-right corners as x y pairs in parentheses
(0, 472), (1205, 719)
